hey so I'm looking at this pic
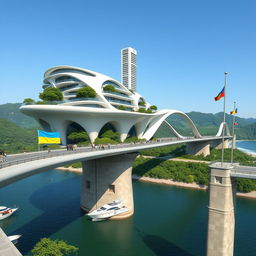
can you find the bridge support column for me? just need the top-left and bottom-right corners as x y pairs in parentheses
(80, 153), (138, 219)
(211, 139), (229, 149)
(186, 141), (210, 156)
(207, 163), (236, 256)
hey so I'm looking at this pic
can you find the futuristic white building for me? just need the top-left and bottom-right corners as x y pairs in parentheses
(20, 65), (202, 144)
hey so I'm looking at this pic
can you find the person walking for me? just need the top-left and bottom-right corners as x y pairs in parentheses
(3, 152), (7, 162)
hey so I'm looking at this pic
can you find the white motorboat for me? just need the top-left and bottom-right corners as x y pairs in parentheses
(87, 200), (129, 220)
(8, 235), (22, 244)
(0, 206), (18, 220)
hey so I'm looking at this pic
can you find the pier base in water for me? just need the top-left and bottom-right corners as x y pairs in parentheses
(80, 153), (138, 219)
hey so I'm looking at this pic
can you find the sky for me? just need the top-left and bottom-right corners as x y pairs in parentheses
(1, 0), (256, 118)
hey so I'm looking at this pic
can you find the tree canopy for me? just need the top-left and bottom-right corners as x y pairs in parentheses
(103, 85), (117, 93)
(23, 98), (35, 104)
(31, 238), (79, 256)
(39, 87), (63, 102)
(76, 86), (96, 98)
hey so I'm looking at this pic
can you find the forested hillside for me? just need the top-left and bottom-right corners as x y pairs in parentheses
(0, 103), (38, 128)
(0, 118), (38, 153)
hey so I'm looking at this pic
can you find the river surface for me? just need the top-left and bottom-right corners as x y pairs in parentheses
(1, 141), (256, 256)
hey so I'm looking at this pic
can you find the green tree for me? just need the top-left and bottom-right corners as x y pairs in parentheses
(117, 105), (126, 110)
(101, 130), (120, 141)
(39, 87), (63, 102)
(138, 101), (146, 106)
(149, 105), (157, 111)
(76, 86), (96, 98)
(103, 85), (116, 93)
(23, 98), (35, 104)
(31, 238), (78, 256)
(138, 108), (146, 113)
(67, 131), (89, 144)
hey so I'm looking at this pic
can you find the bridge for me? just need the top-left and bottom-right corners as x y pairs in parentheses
(1, 125), (254, 256)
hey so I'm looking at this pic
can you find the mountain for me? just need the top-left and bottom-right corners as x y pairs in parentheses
(0, 103), (38, 128)
(0, 103), (256, 143)
(0, 118), (38, 153)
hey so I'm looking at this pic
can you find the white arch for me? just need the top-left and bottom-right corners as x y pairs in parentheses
(163, 120), (184, 139)
(142, 110), (202, 140)
(216, 122), (231, 137)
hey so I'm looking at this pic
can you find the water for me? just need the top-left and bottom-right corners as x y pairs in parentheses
(1, 141), (256, 255)
(236, 140), (256, 155)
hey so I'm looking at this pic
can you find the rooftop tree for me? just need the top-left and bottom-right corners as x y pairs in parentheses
(39, 87), (63, 102)
(76, 86), (96, 98)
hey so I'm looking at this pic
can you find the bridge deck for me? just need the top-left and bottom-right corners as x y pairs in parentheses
(231, 165), (256, 179)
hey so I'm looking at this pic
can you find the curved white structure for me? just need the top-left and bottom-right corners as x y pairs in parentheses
(21, 65), (202, 143)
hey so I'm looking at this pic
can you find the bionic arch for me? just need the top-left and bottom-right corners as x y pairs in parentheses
(142, 110), (202, 140)
(216, 122), (231, 137)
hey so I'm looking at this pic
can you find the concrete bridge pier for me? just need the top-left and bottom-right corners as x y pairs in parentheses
(186, 141), (210, 156)
(211, 139), (229, 150)
(80, 153), (138, 219)
(207, 163), (236, 256)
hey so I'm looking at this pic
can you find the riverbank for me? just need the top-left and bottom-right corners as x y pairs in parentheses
(56, 166), (256, 199)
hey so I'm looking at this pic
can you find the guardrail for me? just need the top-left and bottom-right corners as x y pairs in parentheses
(0, 136), (227, 170)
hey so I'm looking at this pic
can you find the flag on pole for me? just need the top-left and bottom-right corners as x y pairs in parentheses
(230, 108), (237, 115)
(214, 87), (225, 101)
(234, 122), (238, 126)
(38, 130), (61, 144)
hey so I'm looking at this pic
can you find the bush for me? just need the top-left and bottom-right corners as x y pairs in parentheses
(95, 137), (118, 144)
(132, 156), (209, 185)
(138, 101), (146, 106)
(124, 137), (146, 143)
(149, 105), (157, 111)
(138, 108), (146, 113)
(100, 130), (120, 141)
(67, 131), (89, 144)
(103, 85), (117, 93)
(23, 98), (35, 104)
(76, 86), (96, 98)
(116, 105), (127, 110)
(39, 87), (63, 101)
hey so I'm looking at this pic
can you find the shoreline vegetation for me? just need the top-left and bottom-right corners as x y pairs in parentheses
(57, 144), (256, 199)
(56, 166), (256, 199)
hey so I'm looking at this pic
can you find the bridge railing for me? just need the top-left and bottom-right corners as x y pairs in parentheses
(0, 136), (220, 169)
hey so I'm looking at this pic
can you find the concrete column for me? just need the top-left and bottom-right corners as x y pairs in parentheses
(186, 141), (210, 156)
(207, 163), (236, 256)
(80, 153), (138, 219)
(212, 139), (229, 149)
(232, 135), (236, 150)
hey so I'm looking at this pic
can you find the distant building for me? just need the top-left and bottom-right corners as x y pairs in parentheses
(121, 47), (137, 91)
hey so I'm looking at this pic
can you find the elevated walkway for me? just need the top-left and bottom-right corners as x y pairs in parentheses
(231, 165), (256, 179)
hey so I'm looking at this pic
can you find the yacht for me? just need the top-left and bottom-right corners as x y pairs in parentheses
(87, 200), (128, 220)
(8, 235), (22, 245)
(0, 206), (18, 220)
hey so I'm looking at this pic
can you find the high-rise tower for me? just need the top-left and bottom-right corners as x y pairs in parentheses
(121, 47), (137, 91)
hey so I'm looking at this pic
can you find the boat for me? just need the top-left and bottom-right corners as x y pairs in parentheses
(0, 206), (18, 220)
(87, 200), (129, 220)
(8, 235), (22, 245)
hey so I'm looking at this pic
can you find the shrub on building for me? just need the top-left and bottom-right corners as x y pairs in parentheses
(76, 86), (96, 98)
(39, 87), (63, 102)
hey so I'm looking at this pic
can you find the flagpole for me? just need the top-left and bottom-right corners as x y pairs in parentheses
(221, 72), (228, 166)
(231, 101), (236, 164)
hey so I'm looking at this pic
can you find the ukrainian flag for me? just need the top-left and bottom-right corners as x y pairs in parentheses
(38, 130), (61, 144)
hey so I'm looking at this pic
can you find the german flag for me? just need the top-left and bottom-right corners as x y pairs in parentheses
(214, 87), (225, 101)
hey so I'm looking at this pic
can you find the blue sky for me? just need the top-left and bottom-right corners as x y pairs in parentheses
(1, 0), (256, 118)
